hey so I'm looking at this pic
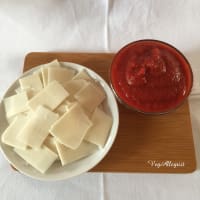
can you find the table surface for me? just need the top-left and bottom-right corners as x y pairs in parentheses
(1, 1), (200, 199)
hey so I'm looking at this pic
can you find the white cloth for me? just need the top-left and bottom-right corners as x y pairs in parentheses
(1, 0), (200, 199)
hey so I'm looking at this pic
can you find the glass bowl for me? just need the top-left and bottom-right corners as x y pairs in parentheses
(110, 39), (193, 114)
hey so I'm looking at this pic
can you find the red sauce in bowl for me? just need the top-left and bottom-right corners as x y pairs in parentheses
(110, 40), (193, 113)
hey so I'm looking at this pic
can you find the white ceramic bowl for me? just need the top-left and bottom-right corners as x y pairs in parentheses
(0, 62), (119, 181)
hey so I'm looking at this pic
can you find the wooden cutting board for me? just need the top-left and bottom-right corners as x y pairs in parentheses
(23, 52), (196, 173)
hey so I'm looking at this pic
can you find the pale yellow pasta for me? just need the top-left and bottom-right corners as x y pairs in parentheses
(50, 103), (92, 149)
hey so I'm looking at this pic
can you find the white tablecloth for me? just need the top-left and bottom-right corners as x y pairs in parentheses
(1, 0), (200, 199)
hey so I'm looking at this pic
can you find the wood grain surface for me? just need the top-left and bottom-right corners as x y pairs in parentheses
(23, 52), (196, 173)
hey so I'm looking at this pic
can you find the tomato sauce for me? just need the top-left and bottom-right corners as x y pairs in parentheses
(111, 40), (193, 113)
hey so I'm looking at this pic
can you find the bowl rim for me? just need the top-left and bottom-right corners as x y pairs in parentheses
(0, 61), (119, 181)
(109, 39), (193, 115)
